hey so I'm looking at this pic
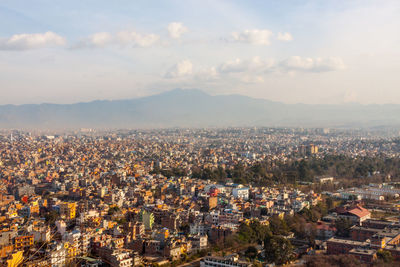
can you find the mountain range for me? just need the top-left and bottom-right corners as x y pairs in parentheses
(1, 89), (400, 129)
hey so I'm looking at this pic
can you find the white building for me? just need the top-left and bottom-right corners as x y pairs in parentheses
(232, 188), (249, 200)
(50, 243), (66, 267)
(200, 255), (252, 267)
(190, 235), (208, 251)
(190, 223), (209, 235)
(55, 220), (67, 236)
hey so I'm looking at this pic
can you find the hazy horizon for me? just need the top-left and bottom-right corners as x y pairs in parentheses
(1, 88), (400, 107)
(1, 1), (400, 105)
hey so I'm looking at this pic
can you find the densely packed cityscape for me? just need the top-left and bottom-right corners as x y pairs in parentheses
(1, 128), (400, 266)
(3, 1), (400, 267)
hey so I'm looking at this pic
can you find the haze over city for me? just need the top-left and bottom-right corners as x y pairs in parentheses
(1, 0), (400, 105)
(3, 2), (400, 267)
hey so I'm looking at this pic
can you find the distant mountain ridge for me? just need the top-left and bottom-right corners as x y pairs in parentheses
(1, 89), (400, 129)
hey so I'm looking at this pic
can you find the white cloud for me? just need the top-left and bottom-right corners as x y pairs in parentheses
(116, 31), (159, 47)
(167, 22), (188, 39)
(165, 60), (193, 78)
(315, 57), (346, 71)
(194, 67), (219, 82)
(231, 29), (273, 45)
(74, 30), (159, 48)
(281, 56), (346, 72)
(240, 75), (264, 84)
(0, 31), (66, 50)
(215, 57), (273, 84)
(86, 32), (113, 47)
(218, 57), (274, 73)
(283, 56), (314, 70)
(277, 32), (293, 42)
(164, 56), (344, 84)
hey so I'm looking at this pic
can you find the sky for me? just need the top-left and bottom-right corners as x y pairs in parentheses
(0, 0), (400, 105)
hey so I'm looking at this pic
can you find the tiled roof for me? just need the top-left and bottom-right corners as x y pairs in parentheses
(347, 205), (371, 218)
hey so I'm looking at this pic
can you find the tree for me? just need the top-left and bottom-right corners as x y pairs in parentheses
(260, 208), (268, 216)
(237, 220), (271, 244)
(304, 254), (364, 267)
(108, 206), (120, 215)
(300, 208), (321, 222)
(376, 249), (393, 263)
(298, 160), (312, 181)
(264, 235), (294, 265)
(45, 210), (59, 224)
(334, 218), (352, 237)
(326, 197), (334, 210)
(244, 246), (258, 259)
(285, 214), (308, 239)
(269, 215), (289, 236)
(237, 223), (254, 243)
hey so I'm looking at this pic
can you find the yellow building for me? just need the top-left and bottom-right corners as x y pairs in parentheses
(60, 202), (77, 219)
(308, 144), (318, 154)
(7, 251), (24, 267)
(30, 200), (40, 215)
(64, 242), (78, 259)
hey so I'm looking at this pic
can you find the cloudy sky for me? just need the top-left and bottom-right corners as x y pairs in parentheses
(1, 0), (399, 105)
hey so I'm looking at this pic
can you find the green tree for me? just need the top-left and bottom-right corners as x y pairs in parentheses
(237, 220), (271, 244)
(326, 197), (334, 210)
(269, 215), (289, 235)
(264, 235), (294, 265)
(334, 218), (352, 237)
(244, 246), (258, 259)
(304, 254), (364, 267)
(376, 249), (393, 263)
(45, 210), (59, 224)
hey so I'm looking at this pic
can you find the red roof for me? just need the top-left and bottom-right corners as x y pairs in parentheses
(336, 204), (370, 218)
(347, 205), (370, 218)
(316, 222), (336, 231)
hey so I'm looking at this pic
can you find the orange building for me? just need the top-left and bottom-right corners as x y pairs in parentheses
(14, 235), (34, 249)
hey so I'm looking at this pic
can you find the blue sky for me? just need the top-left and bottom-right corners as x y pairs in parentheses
(0, 0), (399, 105)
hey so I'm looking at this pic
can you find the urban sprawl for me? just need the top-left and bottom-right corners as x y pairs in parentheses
(1, 128), (400, 266)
